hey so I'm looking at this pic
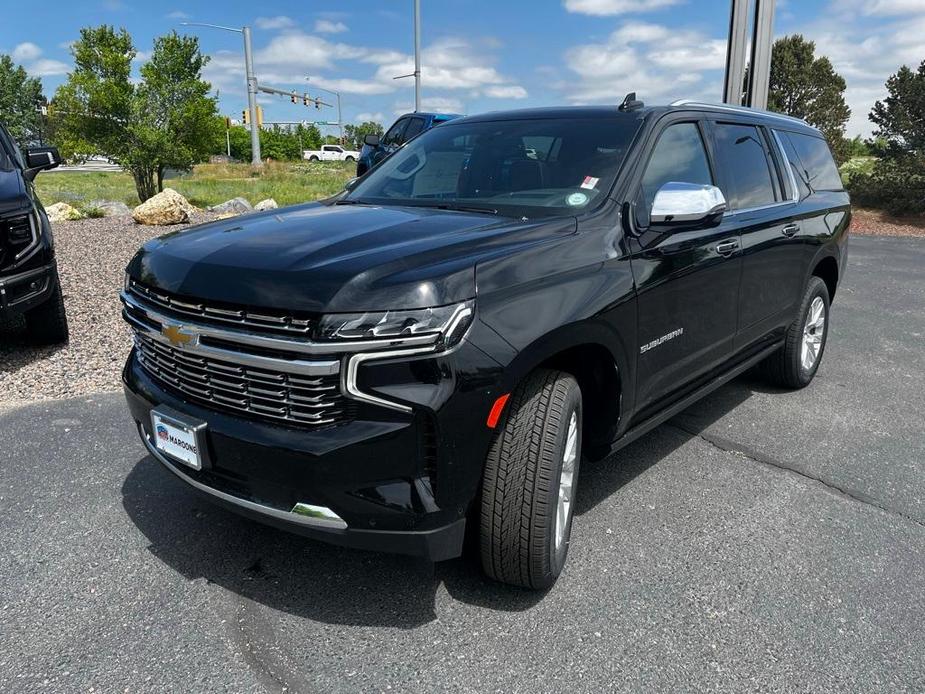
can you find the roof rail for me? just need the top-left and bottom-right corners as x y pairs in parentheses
(669, 100), (811, 128)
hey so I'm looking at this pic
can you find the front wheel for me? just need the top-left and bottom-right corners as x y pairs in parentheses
(480, 369), (582, 590)
(344, 155), (355, 162)
(760, 276), (830, 388)
(24, 277), (69, 345)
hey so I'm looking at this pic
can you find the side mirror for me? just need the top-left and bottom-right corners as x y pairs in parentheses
(650, 182), (726, 229)
(23, 146), (62, 181)
(344, 176), (360, 192)
(363, 134), (380, 147)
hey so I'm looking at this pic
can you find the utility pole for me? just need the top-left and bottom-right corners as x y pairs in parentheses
(180, 21), (262, 166)
(413, 0), (422, 112)
(393, 0), (423, 112)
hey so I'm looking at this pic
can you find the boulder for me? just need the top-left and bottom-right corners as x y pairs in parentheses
(254, 198), (279, 211)
(132, 188), (192, 225)
(46, 202), (82, 223)
(209, 197), (252, 215)
(89, 200), (132, 217)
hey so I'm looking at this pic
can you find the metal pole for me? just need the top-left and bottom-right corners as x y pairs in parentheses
(226, 127), (231, 157)
(337, 92), (344, 145)
(413, 0), (421, 112)
(243, 26), (262, 166)
(748, 0), (776, 110)
(723, 0), (750, 106)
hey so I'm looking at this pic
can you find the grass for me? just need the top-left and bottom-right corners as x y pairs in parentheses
(35, 160), (356, 210)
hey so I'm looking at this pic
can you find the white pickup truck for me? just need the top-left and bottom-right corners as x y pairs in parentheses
(303, 144), (360, 162)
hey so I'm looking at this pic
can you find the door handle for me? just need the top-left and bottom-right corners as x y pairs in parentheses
(782, 223), (800, 237)
(715, 239), (739, 256)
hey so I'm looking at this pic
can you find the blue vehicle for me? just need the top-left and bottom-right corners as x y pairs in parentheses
(356, 112), (462, 176)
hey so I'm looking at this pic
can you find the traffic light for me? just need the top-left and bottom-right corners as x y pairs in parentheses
(303, 94), (310, 106)
(224, 116), (232, 129)
(315, 99), (321, 110)
(290, 92), (297, 104)
(256, 105), (264, 128)
(242, 109), (249, 125)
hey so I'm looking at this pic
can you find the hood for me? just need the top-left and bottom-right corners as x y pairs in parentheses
(127, 202), (575, 313)
(0, 168), (29, 216)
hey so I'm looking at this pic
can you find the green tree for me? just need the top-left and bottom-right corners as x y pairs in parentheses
(0, 54), (45, 147)
(769, 35), (851, 163)
(343, 120), (383, 150)
(51, 26), (220, 202)
(847, 60), (925, 215)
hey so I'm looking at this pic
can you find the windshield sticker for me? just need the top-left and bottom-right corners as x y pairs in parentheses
(580, 176), (599, 190)
(566, 192), (589, 206)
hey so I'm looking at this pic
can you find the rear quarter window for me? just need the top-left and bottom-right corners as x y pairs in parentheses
(785, 132), (843, 192)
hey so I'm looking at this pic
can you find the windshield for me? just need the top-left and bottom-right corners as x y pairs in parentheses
(345, 116), (641, 218)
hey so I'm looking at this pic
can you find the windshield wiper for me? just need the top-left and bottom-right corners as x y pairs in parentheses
(334, 198), (363, 205)
(428, 203), (498, 215)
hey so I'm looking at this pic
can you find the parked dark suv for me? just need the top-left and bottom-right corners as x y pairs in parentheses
(0, 123), (67, 343)
(122, 100), (849, 589)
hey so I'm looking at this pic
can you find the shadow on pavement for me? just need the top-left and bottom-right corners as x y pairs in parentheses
(0, 318), (66, 369)
(121, 374), (765, 628)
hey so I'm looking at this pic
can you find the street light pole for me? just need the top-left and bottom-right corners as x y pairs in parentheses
(413, 0), (421, 112)
(180, 21), (262, 166)
(242, 26), (262, 165)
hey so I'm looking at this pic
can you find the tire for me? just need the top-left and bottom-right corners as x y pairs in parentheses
(24, 277), (69, 345)
(344, 156), (355, 162)
(480, 369), (582, 590)
(308, 156), (319, 162)
(760, 276), (829, 389)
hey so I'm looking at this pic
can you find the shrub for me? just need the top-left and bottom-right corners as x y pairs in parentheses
(847, 157), (925, 215)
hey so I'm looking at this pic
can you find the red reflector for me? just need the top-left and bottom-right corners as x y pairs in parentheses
(486, 394), (510, 429)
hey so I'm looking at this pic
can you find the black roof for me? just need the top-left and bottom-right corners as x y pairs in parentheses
(449, 101), (820, 135)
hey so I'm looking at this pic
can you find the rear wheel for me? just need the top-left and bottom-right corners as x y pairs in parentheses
(760, 276), (829, 388)
(344, 155), (355, 162)
(24, 277), (69, 345)
(480, 369), (582, 590)
(308, 155), (319, 162)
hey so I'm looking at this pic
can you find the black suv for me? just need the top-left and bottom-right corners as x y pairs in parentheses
(122, 101), (849, 589)
(0, 123), (67, 343)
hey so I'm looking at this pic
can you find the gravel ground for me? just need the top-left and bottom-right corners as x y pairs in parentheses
(851, 207), (925, 238)
(0, 214), (215, 408)
(0, 206), (920, 407)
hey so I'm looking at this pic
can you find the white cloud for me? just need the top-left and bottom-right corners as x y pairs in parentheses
(28, 59), (70, 77)
(860, 0), (925, 15)
(355, 112), (385, 123)
(166, 10), (189, 19)
(12, 42), (42, 62)
(563, 0), (683, 16)
(256, 16), (296, 30)
(315, 19), (348, 34)
(483, 85), (529, 99)
(393, 97), (465, 116)
(11, 43), (70, 76)
(255, 33), (365, 69)
(563, 21), (724, 103)
(309, 77), (393, 95)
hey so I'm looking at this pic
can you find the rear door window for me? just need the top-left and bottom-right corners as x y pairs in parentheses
(785, 132), (844, 191)
(403, 117), (426, 141)
(712, 123), (779, 210)
(774, 131), (811, 199)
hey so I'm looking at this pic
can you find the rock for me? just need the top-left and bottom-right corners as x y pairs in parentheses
(208, 197), (252, 215)
(132, 188), (192, 225)
(254, 198), (278, 211)
(46, 202), (82, 223)
(88, 200), (132, 217)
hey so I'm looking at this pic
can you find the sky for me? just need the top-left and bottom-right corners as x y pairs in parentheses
(2, 0), (924, 138)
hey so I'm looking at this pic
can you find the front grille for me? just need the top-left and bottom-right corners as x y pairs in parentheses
(1, 214), (34, 271)
(127, 279), (315, 337)
(134, 330), (349, 427)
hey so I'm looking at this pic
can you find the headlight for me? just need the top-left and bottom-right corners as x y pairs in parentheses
(317, 300), (474, 348)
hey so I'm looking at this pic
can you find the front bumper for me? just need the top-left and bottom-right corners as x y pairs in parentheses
(123, 335), (504, 561)
(0, 261), (56, 316)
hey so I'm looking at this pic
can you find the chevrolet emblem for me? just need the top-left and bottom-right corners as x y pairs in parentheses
(161, 323), (196, 348)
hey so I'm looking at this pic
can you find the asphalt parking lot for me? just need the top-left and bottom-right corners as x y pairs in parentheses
(1, 235), (923, 693)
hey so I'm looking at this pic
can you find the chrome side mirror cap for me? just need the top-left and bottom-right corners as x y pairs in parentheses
(650, 182), (727, 227)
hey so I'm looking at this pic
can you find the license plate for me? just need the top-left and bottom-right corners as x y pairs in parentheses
(151, 408), (205, 470)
